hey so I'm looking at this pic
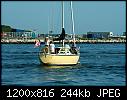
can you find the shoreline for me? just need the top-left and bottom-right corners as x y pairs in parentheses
(1, 38), (126, 44)
(1, 41), (126, 44)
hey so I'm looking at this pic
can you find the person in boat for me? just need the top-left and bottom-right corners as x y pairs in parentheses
(71, 43), (78, 54)
(49, 41), (55, 54)
(42, 37), (50, 53)
(65, 44), (70, 49)
(45, 37), (50, 46)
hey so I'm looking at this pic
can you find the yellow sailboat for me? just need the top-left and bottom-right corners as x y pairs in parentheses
(39, 1), (80, 65)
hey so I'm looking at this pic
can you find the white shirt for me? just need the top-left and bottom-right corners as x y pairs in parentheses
(45, 40), (50, 46)
(50, 43), (55, 53)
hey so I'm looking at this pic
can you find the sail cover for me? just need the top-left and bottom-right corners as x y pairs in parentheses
(53, 28), (65, 41)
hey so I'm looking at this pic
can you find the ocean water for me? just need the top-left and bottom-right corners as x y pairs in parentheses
(1, 43), (126, 86)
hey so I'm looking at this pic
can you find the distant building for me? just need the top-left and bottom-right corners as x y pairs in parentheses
(37, 33), (76, 39)
(1, 31), (36, 39)
(87, 32), (113, 39)
(82, 34), (87, 38)
(38, 34), (45, 38)
(37, 33), (59, 38)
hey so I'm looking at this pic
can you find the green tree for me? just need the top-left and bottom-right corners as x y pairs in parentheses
(2, 25), (12, 32)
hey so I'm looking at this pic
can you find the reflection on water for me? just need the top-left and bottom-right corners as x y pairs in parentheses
(37, 63), (81, 85)
(42, 64), (80, 69)
(43, 65), (71, 69)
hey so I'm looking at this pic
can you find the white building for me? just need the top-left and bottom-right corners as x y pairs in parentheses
(87, 32), (113, 39)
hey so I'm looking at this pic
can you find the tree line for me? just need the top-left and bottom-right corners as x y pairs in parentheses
(2, 25), (31, 32)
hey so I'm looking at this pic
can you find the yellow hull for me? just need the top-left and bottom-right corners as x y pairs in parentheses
(39, 53), (79, 65)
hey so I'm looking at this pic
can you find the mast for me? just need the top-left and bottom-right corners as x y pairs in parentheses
(62, 1), (64, 28)
(70, 1), (76, 47)
(53, 1), (65, 45)
(62, 1), (64, 47)
(48, 6), (53, 38)
(50, 6), (53, 35)
(48, 16), (49, 37)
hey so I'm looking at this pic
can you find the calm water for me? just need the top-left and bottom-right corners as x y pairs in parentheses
(1, 43), (126, 86)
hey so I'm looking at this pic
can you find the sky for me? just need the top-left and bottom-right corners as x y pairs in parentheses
(1, 1), (126, 35)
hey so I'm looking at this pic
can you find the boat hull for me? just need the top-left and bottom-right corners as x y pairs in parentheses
(39, 53), (79, 65)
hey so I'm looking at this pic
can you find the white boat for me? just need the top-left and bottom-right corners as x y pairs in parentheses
(39, 1), (80, 65)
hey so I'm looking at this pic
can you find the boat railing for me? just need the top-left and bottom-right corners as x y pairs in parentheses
(41, 45), (79, 55)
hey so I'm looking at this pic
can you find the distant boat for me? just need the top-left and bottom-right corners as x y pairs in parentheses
(39, 1), (80, 65)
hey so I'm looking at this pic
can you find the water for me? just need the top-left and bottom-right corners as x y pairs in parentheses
(1, 43), (126, 86)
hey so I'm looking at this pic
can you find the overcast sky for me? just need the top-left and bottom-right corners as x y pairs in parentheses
(1, 1), (126, 35)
